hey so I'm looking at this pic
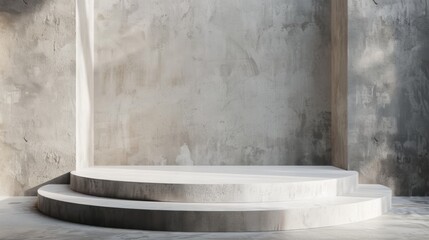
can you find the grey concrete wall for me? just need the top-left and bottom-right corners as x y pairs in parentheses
(0, 0), (75, 195)
(94, 0), (331, 165)
(348, 0), (429, 195)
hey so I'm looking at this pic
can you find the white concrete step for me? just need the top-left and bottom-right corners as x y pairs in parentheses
(70, 166), (358, 202)
(37, 184), (391, 232)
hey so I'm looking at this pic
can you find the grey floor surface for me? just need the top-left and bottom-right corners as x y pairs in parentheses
(0, 196), (428, 240)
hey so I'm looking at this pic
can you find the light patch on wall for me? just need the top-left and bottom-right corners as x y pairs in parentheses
(376, 91), (391, 108)
(175, 143), (194, 165)
(356, 41), (394, 70)
(354, 85), (375, 106)
(76, 0), (94, 169)
(379, 117), (397, 134)
(362, 114), (377, 130)
(4, 89), (21, 104)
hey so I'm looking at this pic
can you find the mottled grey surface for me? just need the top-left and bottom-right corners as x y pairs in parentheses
(0, 0), (75, 195)
(348, 0), (429, 195)
(0, 196), (428, 239)
(94, 0), (331, 166)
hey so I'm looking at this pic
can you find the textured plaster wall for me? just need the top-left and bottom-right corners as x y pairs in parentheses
(94, 0), (331, 165)
(348, 0), (429, 195)
(0, 0), (75, 195)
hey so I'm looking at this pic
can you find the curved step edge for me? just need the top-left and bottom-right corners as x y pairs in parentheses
(70, 166), (359, 202)
(37, 184), (391, 232)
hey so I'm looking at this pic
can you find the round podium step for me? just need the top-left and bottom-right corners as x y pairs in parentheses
(70, 166), (358, 202)
(37, 184), (391, 232)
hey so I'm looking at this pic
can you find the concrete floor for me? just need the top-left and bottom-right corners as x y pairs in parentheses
(0, 196), (428, 240)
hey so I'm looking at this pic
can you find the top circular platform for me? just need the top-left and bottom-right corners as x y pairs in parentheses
(70, 166), (358, 203)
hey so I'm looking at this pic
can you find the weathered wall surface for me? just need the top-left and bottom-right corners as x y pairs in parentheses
(0, 0), (75, 195)
(348, 0), (429, 195)
(94, 0), (331, 165)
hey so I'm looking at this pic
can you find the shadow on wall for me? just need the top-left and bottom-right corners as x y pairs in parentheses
(389, 3), (429, 196)
(351, 0), (429, 196)
(0, 0), (75, 196)
(0, 0), (45, 16)
(352, 1), (429, 196)
(288, 0), (332, 166)
(24, 173), (70, 196)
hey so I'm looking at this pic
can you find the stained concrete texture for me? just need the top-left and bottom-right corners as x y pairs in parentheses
(348, 0), (429, 195)
(0, 196), (428, 239)
(0, 0), (75, 195)
(94, 0), (332, 166)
